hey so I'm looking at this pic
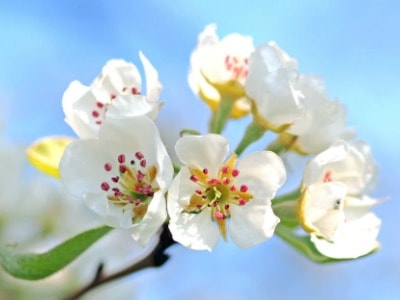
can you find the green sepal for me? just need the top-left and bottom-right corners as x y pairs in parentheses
(180, 129), (201, 137)
(0, 225), (113, 280)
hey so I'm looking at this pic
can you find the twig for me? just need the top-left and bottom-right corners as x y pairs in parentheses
(63, 224), (176, 300)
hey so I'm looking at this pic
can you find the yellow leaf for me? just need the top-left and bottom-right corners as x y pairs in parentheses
(26, 136), (74, 178)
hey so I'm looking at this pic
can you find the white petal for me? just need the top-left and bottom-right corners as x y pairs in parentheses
(130, 190), (167, 246)
(229, 203), (279, 248)
(59, 139), (115, 195)
(167, 172), (220, 250)
(303, 141), (376, 194)
(300, 182), (347, 241)
(84, 192), (134, 228)
(311, 212), (381, 259)
(107, 95), (159, 120)
(139, 51), (162, 103)
(62, 80), (88, 117)
(97, 59), (142, 93)
(235, 151), (286, 202)
(62, 81), (99, 138)
(98, 116), (173, 191)
(175, 134), (228, 176)
(245, 44), (304, 127)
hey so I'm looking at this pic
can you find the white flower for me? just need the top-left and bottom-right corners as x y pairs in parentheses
(62, 52), (162, 138)
(245, 42), (304, 129)
(167, 134), (285, 250)
(298, 141), (381, 258)
(286, 75), (354, 153)
(59, 116), (173, 246)
(188, 24), (254, 118)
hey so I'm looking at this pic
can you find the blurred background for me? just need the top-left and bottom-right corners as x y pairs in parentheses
(0, 0), (399, 299)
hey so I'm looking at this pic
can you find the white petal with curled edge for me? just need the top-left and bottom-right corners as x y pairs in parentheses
(139, 51), (162, 103)
(107, 95), (159, 120)
(300, 182), (347, 241)
(311, 212), (381, 259)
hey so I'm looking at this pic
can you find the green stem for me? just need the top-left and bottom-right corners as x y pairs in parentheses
(209, 97), (234, 134)
(234, 121), (266, 156)
(275, 224), (339, 263)
(272, 187), (301, 204)
(266, 137), (287, 155)
(272, 200), (299, 227)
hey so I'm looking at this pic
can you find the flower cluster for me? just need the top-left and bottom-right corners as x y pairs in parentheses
(27, 24), (382, 263)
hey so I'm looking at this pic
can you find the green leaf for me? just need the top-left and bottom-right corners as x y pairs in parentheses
(0, 225), (113, 280)
(275, 224), (376, 263)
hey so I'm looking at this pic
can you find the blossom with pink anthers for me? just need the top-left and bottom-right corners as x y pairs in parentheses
(59, 116), (173, 246)
(167, 134), (286, 250)
(188, 24), (254, 118)
(298, 140), (381, 258)
(62, 52), (162, 139)
(245, 42), (304, 130)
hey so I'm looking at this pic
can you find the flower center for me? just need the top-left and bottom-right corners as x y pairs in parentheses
(183, 153), (253, 240)
(100, 151), (158, 224)
(91, 86), (141, 126)
(224, 55), (249, 81)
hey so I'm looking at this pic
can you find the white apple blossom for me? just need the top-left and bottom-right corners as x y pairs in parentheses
(167, 134), (285, 250)
(59, 116), (173, 246)
(188, 24), (254, 117)
(298, 140), (381, 258)
(62, 52), (162, 138)
(285, 75), (354, 153)
(245, 42), (304, 129)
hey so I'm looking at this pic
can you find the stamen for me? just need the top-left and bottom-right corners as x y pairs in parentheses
(96, 102), (104, 108)
(135, 151), (144, 160)
(203, 168), (209, 175)
(323, 171), (332, 183)
(119, 165), (127, 173)
(101, 182), (110, 191)
(239, 198), (246, 206)
(111, 176), (119, 182)
(92, 110), (99, 118)
(221, 166), (229, 174)
(140, 159), (147, 168)
(240, 184), (248, 192)
(223, 178), (230, 185)
(118, 154), (125, 164)
(104, 163), (112, 171)
(214, 211), (225, 220)
(190, 175), (199, 182)
(232, 169), (239, 177)
(137, 170), (145, 182)
(110, 94), (116, 100)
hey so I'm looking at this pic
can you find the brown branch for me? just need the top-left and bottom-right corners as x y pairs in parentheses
(63, 224), (176, 300)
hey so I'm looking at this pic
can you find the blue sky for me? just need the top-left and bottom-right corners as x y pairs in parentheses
(1, 1), (400, 299)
